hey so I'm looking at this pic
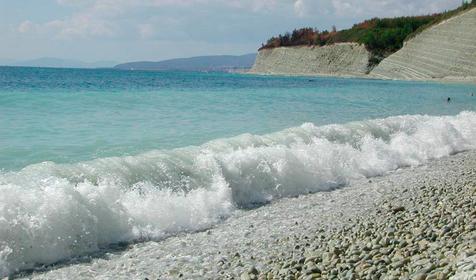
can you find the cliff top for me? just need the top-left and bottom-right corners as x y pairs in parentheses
(259, 1), (476, 65)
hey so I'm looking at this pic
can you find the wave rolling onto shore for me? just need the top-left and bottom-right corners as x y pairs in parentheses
(1, 111), (476, 276)
(1, 1), (476, 279)
(0, 66), (475, 278)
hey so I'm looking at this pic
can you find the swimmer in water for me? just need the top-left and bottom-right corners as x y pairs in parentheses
(447, 97), (451, 103)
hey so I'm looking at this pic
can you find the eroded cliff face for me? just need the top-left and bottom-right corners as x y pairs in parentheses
(250, 8), (476, 82)
(370, 8), (476, 81)
(249, 43), (371, 77)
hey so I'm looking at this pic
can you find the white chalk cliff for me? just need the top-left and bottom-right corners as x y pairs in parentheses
(249, 43), (371, 77)
(250, 8), (476, 82)
(370, 8), (476, 81)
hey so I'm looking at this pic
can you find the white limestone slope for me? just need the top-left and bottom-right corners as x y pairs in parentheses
(249, 43), (370, 77)
(371, 8), (476, 81)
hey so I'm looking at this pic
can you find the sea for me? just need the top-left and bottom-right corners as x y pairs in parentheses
(1, 66), (476, 276)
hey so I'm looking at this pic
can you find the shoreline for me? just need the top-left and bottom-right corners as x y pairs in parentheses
(245, 71), (476, 85)
(19, 150), (476, 279)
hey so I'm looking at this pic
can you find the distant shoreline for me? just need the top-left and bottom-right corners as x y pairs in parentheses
(245, 69), (476, 85)
(1, 64), (474, 85)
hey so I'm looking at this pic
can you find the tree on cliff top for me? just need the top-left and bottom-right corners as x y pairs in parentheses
(259, 1), (476, 64)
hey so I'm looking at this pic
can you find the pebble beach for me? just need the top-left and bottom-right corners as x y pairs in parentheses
(238, 152), (476, 280)
(19, 150), (476, 280)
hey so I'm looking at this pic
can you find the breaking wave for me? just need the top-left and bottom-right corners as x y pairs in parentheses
(1, 111), (476, 276)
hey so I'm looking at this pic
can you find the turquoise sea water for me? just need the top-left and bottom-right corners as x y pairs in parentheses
(1, 66), (476, 276)
(1, 66), (475, 170)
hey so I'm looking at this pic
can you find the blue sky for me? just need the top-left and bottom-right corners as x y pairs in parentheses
(0, 0), (463, 63)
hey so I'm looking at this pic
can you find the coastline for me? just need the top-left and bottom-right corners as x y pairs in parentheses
(245, 70), (476, 85)
(19, 149), (476, 279)
(248, 7), (476, 86)
(2, 2), (476, 280)
(248, 43), (371, 78)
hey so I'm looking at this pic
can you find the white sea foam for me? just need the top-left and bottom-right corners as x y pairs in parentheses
(1, 111), (476, 276)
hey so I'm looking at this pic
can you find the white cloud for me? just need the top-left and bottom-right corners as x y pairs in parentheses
(19, 0), (284, 39)
(249, 0), (278, 12)
(329, 0), (461, 17)
(137, 23), (155, 39)
(56, 0), (94, 5)
(17, 21), (36, 33)
(17, 15), (116, 39)
(294, 0), (306, 17)
(290, 0), (461, 18)
(16, 0), (462, 40)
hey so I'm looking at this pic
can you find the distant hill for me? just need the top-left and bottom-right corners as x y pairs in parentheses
(0, 57), (116, 69)
(114, 54), (257, 72)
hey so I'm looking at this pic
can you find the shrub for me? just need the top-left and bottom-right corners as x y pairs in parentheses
(259, 1), (475, 65)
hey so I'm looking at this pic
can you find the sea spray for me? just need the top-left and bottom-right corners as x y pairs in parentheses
(1, 111), (476, 276)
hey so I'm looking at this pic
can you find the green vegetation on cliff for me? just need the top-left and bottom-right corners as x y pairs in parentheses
(260, 1), (476, 66)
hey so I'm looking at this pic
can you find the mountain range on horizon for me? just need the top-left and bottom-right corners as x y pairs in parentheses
(0, 53), (257, 72)
(114, 54), (257, 72)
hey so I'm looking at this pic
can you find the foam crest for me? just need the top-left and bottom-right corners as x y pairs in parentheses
(1, 111), (475, 276)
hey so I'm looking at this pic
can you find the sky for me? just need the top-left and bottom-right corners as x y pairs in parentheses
(0, 0), (464, 63)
